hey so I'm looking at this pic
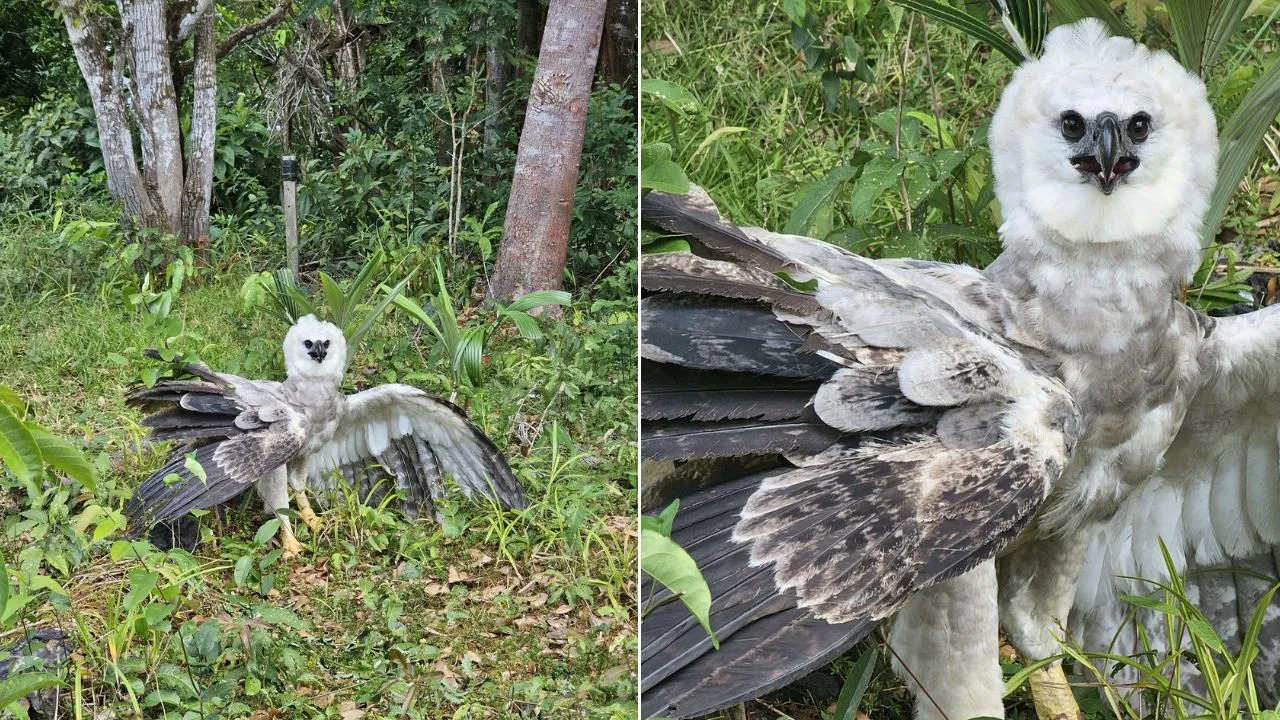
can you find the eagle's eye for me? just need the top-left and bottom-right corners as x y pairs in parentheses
(1127, 113), (1150, 142)
(304, 340), (313, 349)
(1060, 111), (1085, 141)
(323, 340), (330, 349)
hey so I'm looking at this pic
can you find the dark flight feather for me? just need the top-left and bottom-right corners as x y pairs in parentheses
(638, 189), (1078, 718)
(641, 363), (818, 422)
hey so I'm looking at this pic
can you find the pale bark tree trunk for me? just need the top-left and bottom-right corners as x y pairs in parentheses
(58, 0), (291, 248)
(120, 0), (185, 233)
(180, 10), (216, 252)
(59, 0), (160, 228)
(488, 0), (606, 303)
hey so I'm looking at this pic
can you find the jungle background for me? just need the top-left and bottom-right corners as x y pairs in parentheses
(641, 0), (1280, 717)
(0, 0), (637, 717)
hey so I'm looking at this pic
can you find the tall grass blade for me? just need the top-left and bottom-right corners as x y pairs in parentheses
(890, 0), (1027, 64)
(1204, 0), (1252, 75)
(1204, 57), (1280, 244)
(831, 648), (877, 720)
(1048, 0), (1129, 35)
(347, 269), (418, 352)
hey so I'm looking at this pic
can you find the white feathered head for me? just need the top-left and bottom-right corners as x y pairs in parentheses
(283, 314), (347, 381)
(990, 19), (1218, 246)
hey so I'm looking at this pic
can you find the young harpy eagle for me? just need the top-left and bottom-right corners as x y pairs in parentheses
(126, 314), (526, 555)
(640, 19), (1271, 719)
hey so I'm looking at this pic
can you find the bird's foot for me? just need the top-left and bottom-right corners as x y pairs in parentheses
(1029, 663), (1083, 720)
(298, 505), (323, 534)
(280, 534), (306, 559)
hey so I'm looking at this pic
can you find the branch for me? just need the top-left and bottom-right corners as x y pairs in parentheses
(177, 0), (292, 74)
(216, 0), (292, 59)
(175, 0), (215, 44)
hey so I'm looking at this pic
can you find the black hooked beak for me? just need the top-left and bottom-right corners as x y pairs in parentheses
(1071, 112), (1139, 195)
(308, 346), (327, 363)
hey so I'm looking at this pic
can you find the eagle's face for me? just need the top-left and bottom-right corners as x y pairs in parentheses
(284, 315), (347, 381)
(990, 19), (1218, 245)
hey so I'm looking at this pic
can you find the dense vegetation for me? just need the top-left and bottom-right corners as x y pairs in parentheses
(641, 0), (1280, 717)
(0, 0), (637, 717)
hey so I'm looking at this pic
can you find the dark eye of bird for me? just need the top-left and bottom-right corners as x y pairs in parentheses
(1060, 111), (1085, 141)
(1127, 113), (1150, 142)
(323, 340), (330, 349)
(304, 340), (313, 349)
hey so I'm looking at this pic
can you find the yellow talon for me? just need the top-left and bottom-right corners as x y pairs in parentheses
(280, 533), (306, 559)
(1029, 663), (1083, 720)
(298, 505), (322, 534)
(295, 494), (322, 534)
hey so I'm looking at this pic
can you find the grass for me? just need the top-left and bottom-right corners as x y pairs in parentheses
(0, 202), (638, 718)
(641, 0), (1280, 717)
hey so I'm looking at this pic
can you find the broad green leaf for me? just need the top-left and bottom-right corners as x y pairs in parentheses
(507, 290), (571, 313)
(453, 326), (487, 386)
(995, 0), (1048, 58)
(0, 385), (22, 414)
(831, 648), (877, 720)
(184, 453), (206, 483)
(0, 402), (40, 483)
(233, 555), (253, 587)
(0, 672), (62, 708)
(504, 311), (543, 340)
(30, 430), (97, 493)
(641, 528), (717, 648)
(1048, 0), (1129, 35)
(640, 79), (701, 114)
(644, 237), (692, 254)
(782, 0), (806, 25)
(123, 568), (159, 613)
(904, 110), (955, 148)
(389, 293), (442, 340)
(1186, 613), (1227, 654)
(1205, 56), (1280, 245)
(348, 269), (417, 353)
(1167, 0), (1249, 76)
(319, 272), (348, 326)
(1119, 593), (1179, 615)
(889, 0), (1025, 64)
(784, 165), (860, 236)
(849, 156), (906, 218)
(642, 161), (692, 193)
(254, 517), (282, 545)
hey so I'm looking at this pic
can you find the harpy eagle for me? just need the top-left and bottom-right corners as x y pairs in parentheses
(126, 314), (527, 555)
(639, 19), (1275, 718)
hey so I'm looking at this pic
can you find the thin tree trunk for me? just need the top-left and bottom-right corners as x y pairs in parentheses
(484, 32), (505, 155)
(599, 0), (636, 84)
(488, 0), (605, 303)
(120, 0), (184, 233)
(59, 0), (159, 228)
(180, 9), (216, 257)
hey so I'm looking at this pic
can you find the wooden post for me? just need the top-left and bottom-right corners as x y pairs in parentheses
(281, 155), (299, 276)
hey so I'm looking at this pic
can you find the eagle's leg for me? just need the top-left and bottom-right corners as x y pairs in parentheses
(256, 466), (305, 558)
(889, 560), (1005, 720)
(998, 533), (1088, 720)
(287, 464), (322, 534)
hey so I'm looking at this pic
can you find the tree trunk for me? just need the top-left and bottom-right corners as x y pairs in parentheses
(488, 0), (605, 303)
(484, 31), (505, 155)
(59, 0), (291, 247)
(180, 9), (216, 256)
(120, 0), (185, 233)
(599, 0), (636, 84)
(59, 0), (160, 228)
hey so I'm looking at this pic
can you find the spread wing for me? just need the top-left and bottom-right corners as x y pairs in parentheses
(306, 384), (525, 517)
(639, 189), (1080, 718)
(125, 357), (306, 533)
(1072, 304), (1280, 695)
